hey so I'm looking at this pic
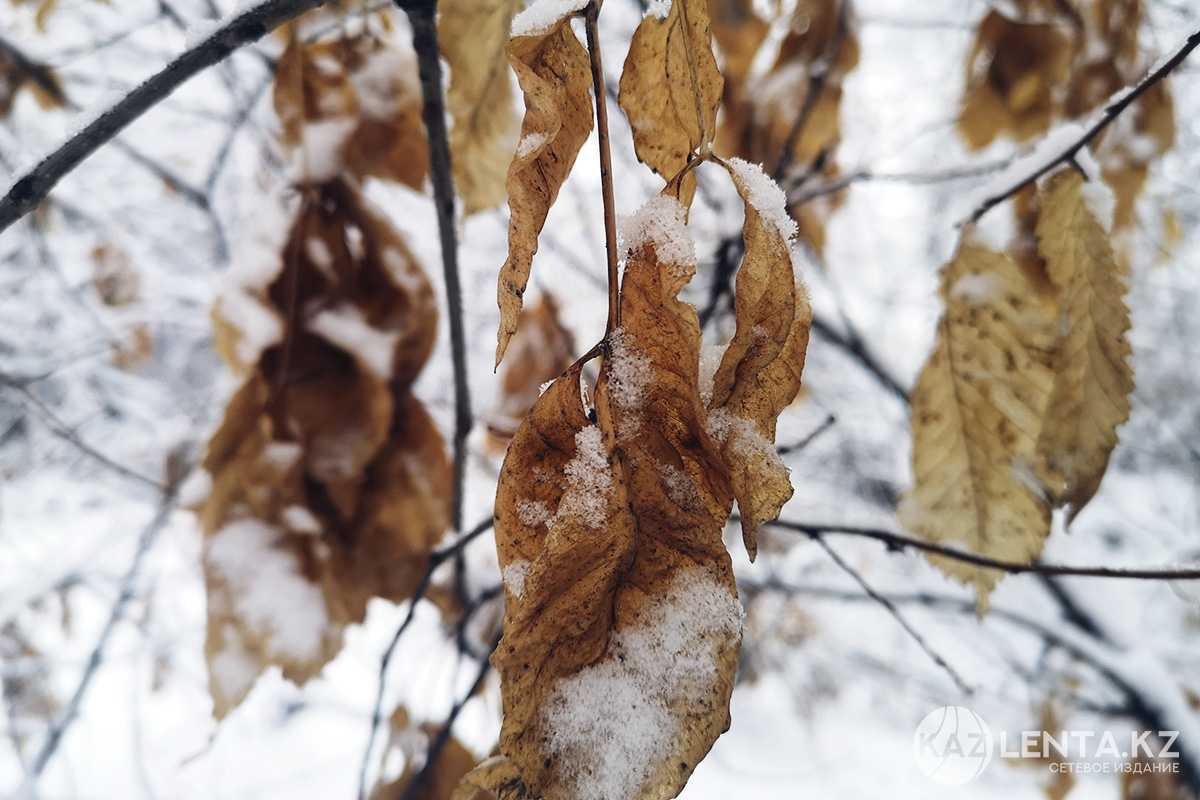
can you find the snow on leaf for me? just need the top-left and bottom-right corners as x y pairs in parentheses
(706, 159), (812, 560)
(1034, 169), (1134, 522)
(901, 242), (1060, 610)
(440, 0), (522, 216)
(495, 15), (593, 366)
(617, 0), (723, 206)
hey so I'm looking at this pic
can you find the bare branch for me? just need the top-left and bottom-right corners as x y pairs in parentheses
(584, 0), (622, 336)
(963, 28), (1200, 226)
(0, 0), (327, 235)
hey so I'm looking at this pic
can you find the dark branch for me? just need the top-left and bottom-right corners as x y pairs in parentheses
(0, 0), (327, 235)
(964, 27), (1200, 226)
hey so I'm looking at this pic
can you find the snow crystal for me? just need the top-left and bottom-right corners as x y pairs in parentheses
(288, 118), (356, 183)
(540, 567), (742, 800)
(606, 329), (652, 412)
(308, 304), (398, 379)
(697, 343), (728, 407)
(726, 157), (798, 242)
(645, 0), (671, 18)
(282, 505), (322, 535)
(217, 289), (282, 367)
(511, 0), (588, 37)
(518, 498), (554, 528)
(206, 519), (329, 662)
(618, 195), (695, 267)
(502, 559), (531, 599)
(949, 271), (1003, 305)
(516, 131), (549, 159)
(556, 426), (613, 528)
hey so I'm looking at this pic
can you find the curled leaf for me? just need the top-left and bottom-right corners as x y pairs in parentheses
(496, 11), (593, 366)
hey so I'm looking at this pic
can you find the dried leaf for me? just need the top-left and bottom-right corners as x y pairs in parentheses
(274, 34), (428, 188)
(486, 293), (576, 450)
(1034, 169), (1132, 521)
(901, 242), (1059, 608)
(707, 158), (812, 560)
(618, 0), (723, 205)
(91, 243), (139, 306)
(495, 13), (593, 366)
(441, 0), (522, 215)
(493, 198), (745, 799)
(199, 178), (449, 718)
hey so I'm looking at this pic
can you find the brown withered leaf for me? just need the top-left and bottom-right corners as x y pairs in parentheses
(91, 243), (139, 306)
(200, 178), (449, 718)
(452, 756), (522, 800)
(1034, 170), (1132, 522)
(274, 34), (428, 188)
(900, 242), (1059, 609)
(958, 10), (1073, 150)
(619, 0), (723, 206)
(0, 40), (67, 117)
(708, 0), (768, 87)
(706, 158), (811, 561)
(440, 0), (521, 215)
(493, 197), (743, 799)
(486, 293), (576, 450)
(495, 13), (593, 366)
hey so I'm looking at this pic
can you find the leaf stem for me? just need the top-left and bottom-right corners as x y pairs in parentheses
(584, 0), (621, 335)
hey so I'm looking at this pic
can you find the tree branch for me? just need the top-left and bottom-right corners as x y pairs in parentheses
(964, 27), (1200, 226)
(0, 0), (327, 235)
(771, 519), (1200, 581)
(396, 0), (473, 536)
(584, 0), (621, 336)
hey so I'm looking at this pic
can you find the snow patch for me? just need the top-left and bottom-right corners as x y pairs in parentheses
(517, 498), (554, 528)
(619, 195), (695, 268)
(511, 0), (588, 37)
(502, 559), (531, 599)
(1081, 177), (1116, 233)
(282, 505), (322, 536)
(950, 271), (1003, 305)
(645, 0), (671, 17)
(288, 118), (356, 183)
(217, 290), (283, 367)
(727, 157), (798, 242)
(516, 131), (549, 159)
(540, 567), (742, 800)
(606, 329), (653, 412)
(308, 304), (398, 379)
(698, 343), (728, 407)
(556, 426), (613, 528)
(207, 519), (329, 662)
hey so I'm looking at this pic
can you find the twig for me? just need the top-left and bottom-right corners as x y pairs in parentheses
(787, 158), (1011, 205)
(357, 517), (494, 800)
(772, 519), (1200, 581)
(0, 0), (327, 235)
(775, 413), (836, 456)
(810, 314), (909, 403)
(396, 0), (473, 535)
(813, 535), (973, 694)
(964, 28), (1200, 226)
(21, 482), (182, 787)
(584, 0), (621, 335)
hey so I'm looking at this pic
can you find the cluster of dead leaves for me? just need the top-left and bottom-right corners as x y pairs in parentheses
(195, 31), (452, 719)
(477, 2), (813, 795)
(902, 168), (1133, 608)
(958, 0), (1176, 232)
(712, 0), (860, 255)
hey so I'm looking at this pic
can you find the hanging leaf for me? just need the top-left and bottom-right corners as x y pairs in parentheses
(706, 158), (811, 560)
(1034, 169), (1133, 521)
(495, 5), (593, 366)
(618, 0), (723, 206)
(440, 0), (522, 215)
(900, 242), (1059, 609)
(199, 179), (449, 717)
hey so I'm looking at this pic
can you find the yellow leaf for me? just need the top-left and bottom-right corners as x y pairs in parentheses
(1034, 169), (1133, 522)
(618, 0), (723, 205)
(495, 13), (593, 366)
(440, 0), (522, 215)
(901, 242), (1059, 609)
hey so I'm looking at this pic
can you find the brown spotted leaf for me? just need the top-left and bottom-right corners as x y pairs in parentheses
(1034, 169), (1133, 521)
(706, 158), (811, 560)
(495, 11), (593, 366)
(493, 196), (743, 799)
(440, 0), (522, 215)
(900, 242), (1059, 609)
(618, 0), (723, 206)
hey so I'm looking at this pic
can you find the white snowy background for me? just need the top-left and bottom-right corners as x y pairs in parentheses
(1, 0), (1199, 797)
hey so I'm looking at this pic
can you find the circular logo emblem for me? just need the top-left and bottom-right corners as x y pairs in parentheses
(912, 705), (994, 785)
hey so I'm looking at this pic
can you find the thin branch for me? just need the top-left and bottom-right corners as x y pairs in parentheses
(775, 413), (836, 456)
(772, 519), (1200, 581)
(787, 158), (1011, 205)
(0, 0), (327, 235)
(810, 313), (910, 403)
(396, 0), (472, 535)
(357, 517), (494, 800)
(964, 27), (1200, 226)
(22, 481), (183, 787)
(584, 0), (621, 336)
